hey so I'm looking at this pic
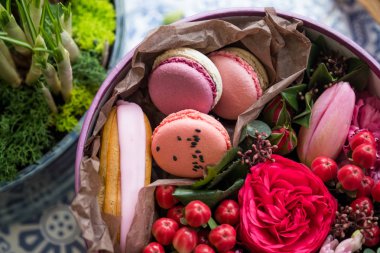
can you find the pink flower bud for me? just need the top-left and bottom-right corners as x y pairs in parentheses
(269, 125), (297, 155)
(262, 95), (292, 127)
(297, 82), (355, 166)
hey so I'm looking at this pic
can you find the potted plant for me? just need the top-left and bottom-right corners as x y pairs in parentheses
(0, 0), (117, 224)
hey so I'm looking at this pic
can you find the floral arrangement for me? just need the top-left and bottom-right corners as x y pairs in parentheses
(0, 0), (115, 182)
(140, 36), (380, 252)
(71, 12), (380, 253)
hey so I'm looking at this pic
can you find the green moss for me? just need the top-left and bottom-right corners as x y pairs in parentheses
(0, 83), (52, 182)
(72, 0), (116, 53)
(72, 51), (107, 93)
(55, 86), (93, 133)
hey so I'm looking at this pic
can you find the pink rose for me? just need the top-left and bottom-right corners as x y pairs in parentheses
(352, 93), (380, 140)
(238, 155), (337, 253)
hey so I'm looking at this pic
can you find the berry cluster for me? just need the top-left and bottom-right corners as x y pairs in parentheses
(143, 185), (241, 253)
(237, 131), (277, 166)
(310, 129), (380, 247)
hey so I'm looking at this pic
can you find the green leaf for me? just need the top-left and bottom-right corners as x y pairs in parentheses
(191, 148), (238, 189)
(208, 217), (218, 230)
(377, 247), (380, 253)
(363, 249), (376, 253)
(314, 35), (329, 53)
(293, 91), (313, 128)
(309, 63), (334, 89)
(280, 84), (307, 111)
(306, 43), (320, 78)
(338, 58), (370, 91)
(207, 160), (249, 190)
(162, 10), (184, 25)
(239, 120), (271, 144)
(173, 179), (244, 208)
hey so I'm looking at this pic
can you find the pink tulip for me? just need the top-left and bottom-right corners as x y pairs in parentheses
(298, 82), (355, 166)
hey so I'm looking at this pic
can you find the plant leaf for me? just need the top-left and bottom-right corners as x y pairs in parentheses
(191, 148), (238, 189)
(314, 35), (329, 53)
(293, 91), (313, 128)
(309, 63), (334, 89)
(173, 179), (244, 208)
(339, 58), (369, 91)
(207, 160), (249, 190)
(306, 42), (320, 78)
(363, 249), (376, 253)
(208, 217), (218, 230)
(239, 120), (271, 144)
(280, 84), (307, 111)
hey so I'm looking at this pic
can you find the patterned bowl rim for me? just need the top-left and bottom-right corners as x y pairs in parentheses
(75, 7), (380, 192)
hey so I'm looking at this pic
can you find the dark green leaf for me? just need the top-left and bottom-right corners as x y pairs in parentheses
(173, 179), (244, 208)
(314, 35), (329, 53)
(339, 58), (369, 91)
(280, 84), (307, 111)
(293, 91), (313, 128)
(306, 43), (320, 78)
(309, 63), (334, 89)
(207, 160), (249, 190)
(239, 120), (271, 144)
(192, 148), (238, 189)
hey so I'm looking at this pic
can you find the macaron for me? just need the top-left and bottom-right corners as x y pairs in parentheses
(209, 47), (269, 120)
(151, 109), (231, 178)
(97, 102), (152, 253)
(148, 47), (223, 115)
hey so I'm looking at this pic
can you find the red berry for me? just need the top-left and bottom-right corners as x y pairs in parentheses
(350, 130), (376, 151)
(155, 185), (179, 209)
(208, 224), (237, 252)
(364, 225), (380, 247)
(337, 165), (364, 191)
(167, 205), (184, 224)
(311, 156), (338, 182)
(172, 227), (197, 253)
(357, 176), (375, 197)
(194, 244), (215, 253)
(352, 144), (377, 168)
(184, 200), (211, 227)
(350, 197), (374, 216)
(151, 218), (179, 246)
(371, 182), (380, 202)
(214, 199), (240, 226)
(143, 242), (165, 253)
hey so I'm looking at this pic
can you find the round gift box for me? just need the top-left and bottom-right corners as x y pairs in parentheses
(74, 7), (380, 248)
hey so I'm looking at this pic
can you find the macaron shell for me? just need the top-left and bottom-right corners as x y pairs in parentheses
(149, 58), (214, 115)
(152, 110), (231, 178)
(223, 47), (269, 90)
(152, 47), (223, 106)
(210, 53), (261, 120)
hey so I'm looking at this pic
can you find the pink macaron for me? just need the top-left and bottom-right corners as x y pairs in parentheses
(209, 47), (269, 120)
(151, 109), (231, 178)
(148, 47), (223, 115)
